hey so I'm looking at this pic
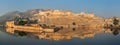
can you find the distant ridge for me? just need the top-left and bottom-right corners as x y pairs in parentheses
(0, 9), (40, 25)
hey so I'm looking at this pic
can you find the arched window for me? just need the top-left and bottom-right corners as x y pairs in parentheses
(72, 22), (76, 25)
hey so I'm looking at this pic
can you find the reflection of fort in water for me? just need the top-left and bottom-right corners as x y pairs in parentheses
(6, 27), (107, 40)
(5, 20), (120, 40)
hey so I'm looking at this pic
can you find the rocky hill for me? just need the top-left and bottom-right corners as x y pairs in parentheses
(0, 9), (40, 25)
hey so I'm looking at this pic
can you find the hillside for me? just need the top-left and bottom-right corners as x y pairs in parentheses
(0, 9), (40, 25)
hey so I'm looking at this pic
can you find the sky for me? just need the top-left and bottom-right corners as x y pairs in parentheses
(0, 0), (120, 17)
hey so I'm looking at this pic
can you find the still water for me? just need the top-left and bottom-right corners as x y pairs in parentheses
(0, 27), (120, 45)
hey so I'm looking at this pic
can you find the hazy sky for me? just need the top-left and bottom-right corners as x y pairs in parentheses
(0, 0), (120, 17)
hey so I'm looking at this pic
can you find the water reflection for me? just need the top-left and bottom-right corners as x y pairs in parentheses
(111, 29), (120, 35)
(6, 27), (116, 41)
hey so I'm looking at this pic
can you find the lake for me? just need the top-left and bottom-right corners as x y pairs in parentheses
(0, 27), (120, 45)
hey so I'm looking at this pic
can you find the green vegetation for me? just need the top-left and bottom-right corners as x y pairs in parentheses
(113, 18), (119, 25)
(18, 21), (27, 25)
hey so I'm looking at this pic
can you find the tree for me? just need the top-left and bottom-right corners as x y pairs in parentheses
(18, 20), (27, 25)
(113, 18), (119, 25)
